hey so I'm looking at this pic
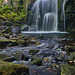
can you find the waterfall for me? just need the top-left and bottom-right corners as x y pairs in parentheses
(27, 0), (58, 31)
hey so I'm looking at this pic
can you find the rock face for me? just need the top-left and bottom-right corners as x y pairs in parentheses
(65, 0), (75, 32)
(58, 0), (75, 32)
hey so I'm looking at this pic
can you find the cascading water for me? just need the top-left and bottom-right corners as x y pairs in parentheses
(26, 0), (58, 31)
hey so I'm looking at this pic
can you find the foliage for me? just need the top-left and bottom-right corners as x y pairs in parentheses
(0, 0), (32, 25)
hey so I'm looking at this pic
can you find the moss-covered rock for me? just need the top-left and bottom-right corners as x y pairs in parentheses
(61, 64), (75, 75)
(0, 60), (29, 75)
(30, 57), (43, 66)
(17, 39), (25, 44)
(69, 52), (75, 61)
(29, 49), (40, 55)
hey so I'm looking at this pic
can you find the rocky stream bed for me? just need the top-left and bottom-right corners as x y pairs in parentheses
(0, 34), (75, 75)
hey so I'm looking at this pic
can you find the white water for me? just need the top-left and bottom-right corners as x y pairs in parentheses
(27, 0), (58, 31)
(21, 31), (67, 34)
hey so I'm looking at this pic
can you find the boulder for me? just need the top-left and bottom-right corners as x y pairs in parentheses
(0, 60), (29, 75)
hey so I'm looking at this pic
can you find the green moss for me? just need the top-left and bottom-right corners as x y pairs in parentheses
(17, 40), (25, 44)
(0, 60), (29, 75)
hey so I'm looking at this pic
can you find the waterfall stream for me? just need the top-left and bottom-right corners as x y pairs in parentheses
(22, 0), (67, 33)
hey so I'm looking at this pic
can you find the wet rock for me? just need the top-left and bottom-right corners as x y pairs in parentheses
(29, 49), (40, 55)
(11, 26), (21, 34)
(29, 25), (36, 31)
(21, 54), (25, 60)
(38, 35), (43, 39)
(3, 57), (16, 62)
(21, 25), (29, 31)
(30, 57), (43, 66)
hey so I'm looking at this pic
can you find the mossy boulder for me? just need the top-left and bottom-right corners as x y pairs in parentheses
(0, 60), (29, 75)
(17, 39), (25, 44)
(29, 49), (40, 55)
(30, 57), (43, 66)
(61, 64), (75, 75)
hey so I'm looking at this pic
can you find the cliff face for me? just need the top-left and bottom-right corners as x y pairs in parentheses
(65, 0), (75, 32)
(58, 0), (75, 32)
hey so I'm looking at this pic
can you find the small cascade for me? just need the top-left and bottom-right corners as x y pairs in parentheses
(61, 0), (66, 31)
(63, 0), (66, 31)
(26, 0), (58, 31)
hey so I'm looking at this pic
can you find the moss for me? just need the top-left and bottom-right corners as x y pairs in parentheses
(0, 60), (29, 75)
(29, 49), (40, 55)
(62, 64), (75, 75)
(31, 57), (43, 66)
(17, 40), (25, 44)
